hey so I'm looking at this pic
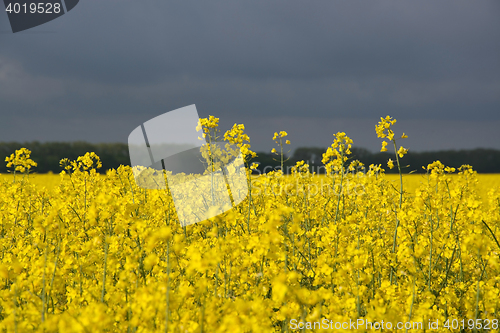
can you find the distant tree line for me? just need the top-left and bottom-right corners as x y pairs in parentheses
(0, 142), (130, 174)
(0, 142), (499, 174)
(256, 147), (500, 174)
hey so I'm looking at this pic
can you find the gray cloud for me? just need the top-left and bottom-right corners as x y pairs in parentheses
(0, 0), (499, 150)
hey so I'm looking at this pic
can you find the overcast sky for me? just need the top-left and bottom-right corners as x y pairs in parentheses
(1, 0), (499, 153)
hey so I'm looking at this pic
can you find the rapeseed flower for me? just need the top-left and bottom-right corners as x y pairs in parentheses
(0, 117), (498, 332)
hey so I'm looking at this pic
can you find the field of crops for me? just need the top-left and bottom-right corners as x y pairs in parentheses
(1, 116), (500, 332)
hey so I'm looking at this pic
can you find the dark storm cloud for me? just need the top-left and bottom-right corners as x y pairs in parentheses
(0, 0), (499, 149)
(4, 0), (499, 82)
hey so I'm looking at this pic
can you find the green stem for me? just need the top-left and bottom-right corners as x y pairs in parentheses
(392, 140), (403, 209)
(101, 239), (108, 303)
(165, 243), (170, 333)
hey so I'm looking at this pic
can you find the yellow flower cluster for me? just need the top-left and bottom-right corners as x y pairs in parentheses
(0, 117), (499, 332)
(5, 148), (37, 174)
(272, 131), (288, 141)
(197, 115), (221, 142)
(197, 115), (220, 132)
(271, 131), (290, 173)
(60, 152), (102, 173)
(322, 132), (354, 174)
(224, 124), (257, 163)
(376, 116), (408, 156)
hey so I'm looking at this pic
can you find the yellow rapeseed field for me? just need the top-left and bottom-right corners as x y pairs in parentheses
(0, 116), (499, 332)
(2, 174), (498, 209)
